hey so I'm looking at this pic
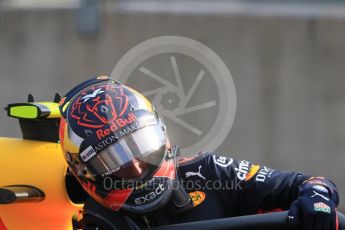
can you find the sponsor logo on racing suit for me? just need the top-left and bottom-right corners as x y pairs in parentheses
(245, 164), (260, 181)
(189, 191), (206, 207)
(213, 155), (233, 167)
(185, 165), (206, 180)
(235, 161), (261, 181)
(314, 202), (331, 213)
(235, 160), (250, 181)
(255, 166), (272, 182)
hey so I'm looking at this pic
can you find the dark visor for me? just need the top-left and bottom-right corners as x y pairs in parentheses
(85, 124), (166, 180)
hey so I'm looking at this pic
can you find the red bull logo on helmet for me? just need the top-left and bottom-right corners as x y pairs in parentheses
(96, 113), (137, 140)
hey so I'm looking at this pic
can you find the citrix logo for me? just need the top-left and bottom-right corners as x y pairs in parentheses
(134, 184), (165, 205)
(235, 160), (250, 181)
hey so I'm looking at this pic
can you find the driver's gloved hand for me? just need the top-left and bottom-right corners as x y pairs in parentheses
(288, 179), (339, 230)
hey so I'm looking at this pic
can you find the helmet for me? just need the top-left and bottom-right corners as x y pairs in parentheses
(59, 76), (176, 214)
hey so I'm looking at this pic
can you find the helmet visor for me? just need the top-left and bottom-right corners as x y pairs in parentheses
(85, 124), (166, 180)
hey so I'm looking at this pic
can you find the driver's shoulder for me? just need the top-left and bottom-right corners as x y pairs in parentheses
(178, 151), (209, 165)
(177, 152), (219, 178)
(178, 151), (233, 167)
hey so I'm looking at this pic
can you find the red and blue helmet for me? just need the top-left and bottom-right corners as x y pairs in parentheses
(59, 76), (176, 214)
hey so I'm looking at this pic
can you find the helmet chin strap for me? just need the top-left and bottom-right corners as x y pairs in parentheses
(168, 146), (194, 214)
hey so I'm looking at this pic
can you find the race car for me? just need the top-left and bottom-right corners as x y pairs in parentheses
(0, 95), (86, 230)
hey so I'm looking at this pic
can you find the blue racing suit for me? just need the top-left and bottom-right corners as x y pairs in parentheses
(79, 152), (339, 230)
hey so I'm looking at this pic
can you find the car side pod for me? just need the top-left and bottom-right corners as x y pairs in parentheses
(0, 185), (44, 204)
(0, 138), (83, 230)
(0, 94), (82, 230)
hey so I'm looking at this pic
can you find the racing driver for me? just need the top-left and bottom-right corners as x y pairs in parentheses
(59, 76), (339, 230)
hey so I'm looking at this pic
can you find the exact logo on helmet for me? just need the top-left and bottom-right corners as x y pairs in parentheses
(134, 184), (165, 205)
(96, 113), (137, 140)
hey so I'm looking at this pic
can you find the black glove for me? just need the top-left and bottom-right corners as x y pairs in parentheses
(288, 179), (338, 230)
